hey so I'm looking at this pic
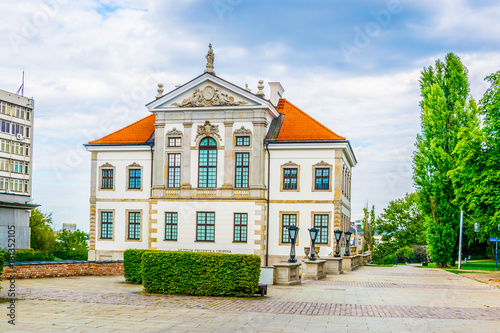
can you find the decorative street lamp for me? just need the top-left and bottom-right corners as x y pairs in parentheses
(474, 222), (480, 233)
(334, 229), (343, 257)
(344, 231), (352, 257)
(308, 228), (319, 261)
(288, 226), (299, 263)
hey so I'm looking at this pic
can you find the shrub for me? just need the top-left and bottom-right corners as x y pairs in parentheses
(395, 246), (414, 263)
(123, 249), (149, 284)
(413, 245), (427, 263)
(382, 254), (396, 265)
(142, 251), (261, 297)
(14, 249), (55, 261)
(52, 249), (88, 261)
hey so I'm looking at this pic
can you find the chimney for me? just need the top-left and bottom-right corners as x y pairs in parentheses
(268, 82), (284, 106)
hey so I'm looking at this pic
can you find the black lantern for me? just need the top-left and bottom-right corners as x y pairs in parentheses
(334, 229), (343, 257)
(288, 226), (299, 263)
(308, 228), (319, 261)
(344, 231), (352, 257)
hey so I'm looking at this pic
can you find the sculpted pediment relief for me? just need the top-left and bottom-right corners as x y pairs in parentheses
(171, 85), (248, 108)
(166, 127), (183, 135)
(195, 121), (222, 141)
(234, 126), (252, 134)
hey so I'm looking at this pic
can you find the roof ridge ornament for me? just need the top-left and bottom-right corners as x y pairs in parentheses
(204, 43), (215, 75)
(256, 80), (265, 98)
(156, 83), (164, 99)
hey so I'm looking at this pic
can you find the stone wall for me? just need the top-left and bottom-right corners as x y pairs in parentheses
(2, 260), (123, 279)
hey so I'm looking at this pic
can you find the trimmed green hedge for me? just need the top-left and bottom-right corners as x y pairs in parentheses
(123, 249), (149, 284)
(12, 249), (55, 262)
(142, 251), (261, 297)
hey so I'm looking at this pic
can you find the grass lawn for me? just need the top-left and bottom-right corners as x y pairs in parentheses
(418, 260), (498, 272)
(366, 264), (394, 267)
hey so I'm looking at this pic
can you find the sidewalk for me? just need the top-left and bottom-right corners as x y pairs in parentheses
(1, 264), (499, 332)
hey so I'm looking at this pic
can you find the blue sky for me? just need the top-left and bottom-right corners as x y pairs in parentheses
(1, 0), (500, 231)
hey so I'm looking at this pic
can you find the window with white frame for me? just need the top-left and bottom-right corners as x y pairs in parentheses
(10, 179), (23, 192)
(11, 160), (23, 173)
(12, 142), (23, 155)
(0, 177), (8, 190)
(0, 158), (8, 171)
(0, 120), (10, 134)
(0, 139), (9, 153)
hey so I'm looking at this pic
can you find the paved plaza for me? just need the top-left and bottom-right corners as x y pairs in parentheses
(0, 265), (499, 332)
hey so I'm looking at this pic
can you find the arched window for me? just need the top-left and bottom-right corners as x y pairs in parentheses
(198, 137), (217, 188)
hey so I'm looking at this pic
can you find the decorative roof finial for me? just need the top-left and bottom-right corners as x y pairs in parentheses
(256, 80), (265, 98)
(156, 83), (164, 99)
(205, 43), (215, 75)
(245, 84), (252, 92)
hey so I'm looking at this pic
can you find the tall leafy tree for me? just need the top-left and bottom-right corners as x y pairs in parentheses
(373, 193), (425, 248)
(450, 71), (500, 252)
(413, 53), (476, 267)
(30, 208), (57, 252)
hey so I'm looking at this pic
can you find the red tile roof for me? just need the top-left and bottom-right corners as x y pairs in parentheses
(276, 99), (345, 141)
(88, 114), (155, 144)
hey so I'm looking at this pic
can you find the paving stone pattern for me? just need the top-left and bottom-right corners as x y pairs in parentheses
(302, 280), (493, 290)
(8, 286), (500, 321)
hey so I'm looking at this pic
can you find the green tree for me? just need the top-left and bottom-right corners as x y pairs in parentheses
(29, 208), (57, 253)
(361, 205), (375, 252)
(450, 70), (500, 256)
(413, 53), (477, 267)
(373, 193), (425, 249)
(56, 229), (89, 260)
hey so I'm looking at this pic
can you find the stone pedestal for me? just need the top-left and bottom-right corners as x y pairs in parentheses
(342, 256), (353, 271)
(273, 262), (301, 285)
(302, 259), (326, 280)
(323, 257), (343, 274)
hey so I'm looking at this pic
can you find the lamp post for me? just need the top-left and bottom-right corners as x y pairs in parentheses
(334, 229), (343, 257)
(344, 231), (352, 257)
(288, 226), (299, 263)
(308, 228), (318, 261)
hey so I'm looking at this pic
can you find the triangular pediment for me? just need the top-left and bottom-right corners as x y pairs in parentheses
(147, 73), (278, 115)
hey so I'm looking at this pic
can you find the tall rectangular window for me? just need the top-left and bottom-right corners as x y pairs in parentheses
(0, 139), (9, 153)
(10, 179), (23, 192)
(235, 153), (249, 188)
(101, 212), (113, 239)
(281, 214), (297, 243)
(101, 169), (113, 189)
(165, 212), (178, 241)
(198, 138), (217, 188)
(128, 169), (141, 189)
(168, 137), (181, 147)
(128, 212), (141, 240)
(234, 213), (247, 242)
(0, 177), (8, 190)
(168, 153), (181, 188)
(235, 136), (250, 146)
(315, 168), (330, 189)
(196, 212), (215, 241)
(0, 159), (8, 171)
(314, 214), (329, 244)
(283, 168), (298, 189)
(0, 120), (10, 134)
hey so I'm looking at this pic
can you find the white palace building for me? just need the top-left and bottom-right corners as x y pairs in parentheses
(85, 46), (357, 265)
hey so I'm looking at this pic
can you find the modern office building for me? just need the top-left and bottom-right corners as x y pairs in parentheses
(0, 88), (37, 249)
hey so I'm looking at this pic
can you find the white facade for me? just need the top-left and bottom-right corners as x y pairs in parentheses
(86, 72), (356, 265)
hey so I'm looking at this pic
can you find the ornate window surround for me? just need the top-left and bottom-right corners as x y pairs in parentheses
(312, 160), (333, 192)
(311, 211), (332, 247)
(99, 162), (115, 191)
(125, 209), (143, 242)
(280, 161), (300, 192)
(233, 125), (252, 149)
(126, 162), (143, 191)
(279, 211), (299, 246)
(98, 209), (115, 241)
(166, 127), (183, 148)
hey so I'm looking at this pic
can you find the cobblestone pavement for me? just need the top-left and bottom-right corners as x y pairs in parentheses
(0, 265), (499, 332)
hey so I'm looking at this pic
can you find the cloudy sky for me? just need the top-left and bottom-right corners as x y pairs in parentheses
(1, 0), (499, 231)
